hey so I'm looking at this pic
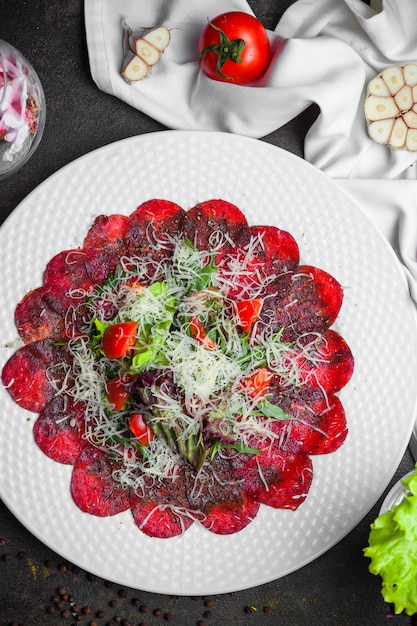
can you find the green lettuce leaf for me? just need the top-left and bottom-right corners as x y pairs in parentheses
(364, 465), (417, 615)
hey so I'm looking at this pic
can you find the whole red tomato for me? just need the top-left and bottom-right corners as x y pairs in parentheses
(199, 12), (271, 85)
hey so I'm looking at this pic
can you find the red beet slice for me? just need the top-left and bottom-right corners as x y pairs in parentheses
(84, 247), (122, 285)
(185, 199), (250, 250)
(83, 213), (129, 252)
(83, 214), (129, 284)
(296, 329), (354, 394)
(269, 394), (348, 455)
(129, 198), (185, 225)
(130, 497), (194, 538)
(216, 245), (266, 299)
(250, 224), (300, 272)
(200, 492), (260, 535)
(33, 396), (88, 464)
(234, 450), (313, 510)
(43, 249), (93, 293)
(125, 199), (188, 261)
(130, 458), (194, 538)
(2, 339), (73, 413)
(70, 445), (130, 516)
(269, 266), (344, 341)
(14, 284), (85, 344)
(185, 453), (260, 534)
(297, 265), (344, 327)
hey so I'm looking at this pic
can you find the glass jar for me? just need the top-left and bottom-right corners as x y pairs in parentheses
(379, 470), (415, 514)
(0, 39), (46, 180)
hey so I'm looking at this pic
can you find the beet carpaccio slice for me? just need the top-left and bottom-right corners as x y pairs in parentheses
(70, 445), (131, 516)
(1, 198), (354, 538)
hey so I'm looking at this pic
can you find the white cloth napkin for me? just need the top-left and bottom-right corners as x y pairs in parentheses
(337, 179), (417, 299)
(85, 0), (417, 179)
(84, 0), (417, 298)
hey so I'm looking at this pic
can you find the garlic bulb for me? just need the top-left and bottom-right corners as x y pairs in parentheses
(364, 64), (417, 151)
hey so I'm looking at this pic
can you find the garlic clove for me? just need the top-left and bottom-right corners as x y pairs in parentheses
(121, 51), (150, 82)
(142, 27), (171, 52)
(382, 66), (405, 95)
(403, 110), (417, 129)
(390, 117), (408, 149)
(394, 85), (413, 112)
(364, 95), (399, 121)
(368, 119), (394, 144)
(406, 128), (417, 151)
(404, 64), (417, 87)
(121, 23), (171, 83)
(134, 39), (161, 66)
(367, 76), (390, 97)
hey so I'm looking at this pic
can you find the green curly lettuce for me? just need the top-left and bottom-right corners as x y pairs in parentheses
(364, 465), (417, 616)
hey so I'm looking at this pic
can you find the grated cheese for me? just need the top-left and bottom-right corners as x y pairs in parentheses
(51, 231), (330, 490)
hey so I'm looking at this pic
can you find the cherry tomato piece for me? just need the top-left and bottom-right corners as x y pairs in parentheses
(129, 413), (155, 446)
(199, 12), (271, 85)
(242, 367), (274, 400)
(102, 321), (138, 360)
(105, 376), (130, 412)
(235, 298), (263, 333)
(189, 316), (217, 350)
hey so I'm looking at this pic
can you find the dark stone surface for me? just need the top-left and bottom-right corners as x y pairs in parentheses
(0, 1), (415, 624)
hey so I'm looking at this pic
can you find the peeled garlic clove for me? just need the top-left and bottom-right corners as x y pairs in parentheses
(368, 119), (394, 144)
(403, 110), (417, 129)
(390, 117), (407, 148)
(121, 50), (150, 82)
(404, 64), (417, 87)
(382, 66), (405, 95)
(364, 95), (399, 121)
(134, 39), (161, 66)
(394, 85), (413, 111)
(367, 76), (390, 97)
(142, 27), (171, 52)
(406, 129), (417, 151)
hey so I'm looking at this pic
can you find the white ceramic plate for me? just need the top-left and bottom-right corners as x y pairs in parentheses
(1, 131), (417, 595)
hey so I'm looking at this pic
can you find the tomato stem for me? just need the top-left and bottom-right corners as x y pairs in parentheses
(199, 22), (245, 80)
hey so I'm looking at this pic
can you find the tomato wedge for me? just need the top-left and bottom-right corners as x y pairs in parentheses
(102, 321), (138, 360)
(129, 413), (155, 446)
(105, 376), (130, 412)
(242, 367), (273, 400)
(235, 298), (263, 333)
(189, 316), (217, 350)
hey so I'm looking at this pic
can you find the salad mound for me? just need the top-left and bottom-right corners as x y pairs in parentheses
(1, 198), (354, 537)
